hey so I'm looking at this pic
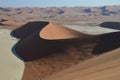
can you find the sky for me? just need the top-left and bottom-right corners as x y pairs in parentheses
(0, 0), (120, 7)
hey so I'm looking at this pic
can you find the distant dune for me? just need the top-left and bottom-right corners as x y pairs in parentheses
(0, 6), (120, 24)
(100, 22), (120, 30)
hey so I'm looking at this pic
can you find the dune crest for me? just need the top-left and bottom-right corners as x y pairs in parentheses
(11, 21), (86, 61)
(11, 21), (120, 62)
(40, 23), (80, 40)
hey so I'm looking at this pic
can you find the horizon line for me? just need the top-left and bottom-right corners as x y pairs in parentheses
(0, 5), (120, 8)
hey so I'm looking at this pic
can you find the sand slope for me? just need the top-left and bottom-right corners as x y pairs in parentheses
(0, 29), (24, 80)
(40, 23), (81, 40)
(11, 21), (85, 61)
(45, 48), (120, 80)
(13, 22), (120, 80)
(10, 21), (120, 80)
(11, 21), (120, 61)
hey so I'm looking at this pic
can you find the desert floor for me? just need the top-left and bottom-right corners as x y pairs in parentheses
(64, 25), (120, 35)
(0, 29), (24, 80)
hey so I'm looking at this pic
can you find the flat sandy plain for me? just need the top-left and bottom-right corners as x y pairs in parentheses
(64, 25), (120, 35)
(0, 29), (24, 80)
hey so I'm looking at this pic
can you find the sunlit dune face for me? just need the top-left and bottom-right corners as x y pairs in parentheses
(39, 23), (80, 40)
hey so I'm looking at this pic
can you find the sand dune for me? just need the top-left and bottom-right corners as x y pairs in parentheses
(0, 6), (119, 80)
(40, 23), (81, 40)
(44, 48), (120, 80)
(0, 20), (23, 29)
(11, 21), (49, 39)
(11, 21), (89, 61)
(10, 21), (120, 80)
(11, 21), (120, 61)
(22, 31), (120, 80)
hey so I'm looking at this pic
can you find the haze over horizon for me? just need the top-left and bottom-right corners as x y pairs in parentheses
(0, 0), (120, 7)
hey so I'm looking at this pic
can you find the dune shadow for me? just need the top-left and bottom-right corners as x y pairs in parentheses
(92, 32), (120, 54)
(11, 21), (120, 62)
(11, 21), (94, 61)
(11, 21), (49, 61)
(14, 34), (99, 62)
(10, 21), (49, 39)
(100, 22), (120, 30)
(11, 43), (24, 61)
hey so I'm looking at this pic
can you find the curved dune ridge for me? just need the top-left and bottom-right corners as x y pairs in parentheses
(11, 21), (49, 39)
(40, 23), (81, 40)
(11, 21), (90, 61)
(22, 32), (120, 80)
(11, 21), (120, 62)
(10, 21), (120, 80)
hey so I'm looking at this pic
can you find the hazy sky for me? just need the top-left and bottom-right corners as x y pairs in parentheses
(0, 0), (120, 7)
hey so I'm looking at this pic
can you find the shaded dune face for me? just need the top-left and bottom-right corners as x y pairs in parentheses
(12, 21), (94, 61)
(11, 21), (120, 62)
(0, 22), (11, 26)
(100, 22), (120, 30)
(11, 21), (49, 39)
(93, 32), (120, 54)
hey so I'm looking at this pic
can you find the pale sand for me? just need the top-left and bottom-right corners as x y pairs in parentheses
(64, 25), (120, 35)
(0, 29), (24, 80)
(45, 48), (120, 80)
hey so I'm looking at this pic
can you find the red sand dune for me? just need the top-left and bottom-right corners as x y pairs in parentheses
(40, 22), (81, 40)
(11, 21), (120, 61)
(11, 21), (120, 80)
(0, 20), (23, 29)
(11, 22), (120, 61)
(11, 21), (90, 61)
(21, 31), (119, 80)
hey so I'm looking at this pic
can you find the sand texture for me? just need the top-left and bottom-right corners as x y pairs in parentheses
(45, 48), (120, 80)
(14, 22), (119, 80)
(0, 21), (119, 80)
(0, 29), (24, 80)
